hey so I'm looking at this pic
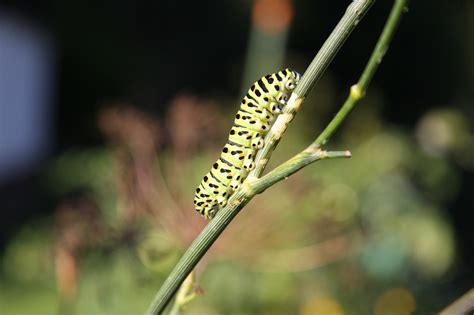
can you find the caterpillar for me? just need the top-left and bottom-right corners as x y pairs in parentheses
(194, 68), (301, 219)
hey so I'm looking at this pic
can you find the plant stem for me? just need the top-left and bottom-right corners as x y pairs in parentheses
(257, 0), (408, 196)
(249, 0), (375, 178)
(251, 149), (351, 194)
(142, 0), (411, 313)
(314, 0), (408, 147)
(145, 151), (346, 315)
(293, 0), (374, 97)
(145, 187), (251, 315)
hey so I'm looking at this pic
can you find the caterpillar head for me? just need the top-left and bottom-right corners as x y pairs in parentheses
(283, 68), (301, 91)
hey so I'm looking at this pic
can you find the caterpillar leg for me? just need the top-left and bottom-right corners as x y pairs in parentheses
(268, 93), (289, 115)
(229, 172), (243, 191)
(277, 93), (289, 106)
(253, 107), (274, 122)
(269, 101), (282, 114)
(216, 186), (231, 207)
(194, 196), (220, 220)
(250, 133), (264, 149)
(205, 203), (220, 219)
(242, 150), (256, 171)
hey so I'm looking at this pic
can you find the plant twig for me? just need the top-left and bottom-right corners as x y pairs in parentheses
(314, 0), (408, 147)
(250, 149), (351, 194)
(144, 0), (410, 313)
(251, 0), (409, 192)
(249, 0), (375, 178)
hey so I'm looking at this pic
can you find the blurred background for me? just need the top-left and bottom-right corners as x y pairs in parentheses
(0, 0), (473, 314)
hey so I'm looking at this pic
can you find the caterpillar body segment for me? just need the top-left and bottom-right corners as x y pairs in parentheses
(194, 68), (301, 219)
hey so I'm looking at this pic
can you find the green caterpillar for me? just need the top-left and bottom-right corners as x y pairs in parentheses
(194, 68), (301, 219)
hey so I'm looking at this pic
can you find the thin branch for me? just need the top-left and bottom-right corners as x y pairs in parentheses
(249, 0), (375, 178)
(249, 0), (408, 200)
(252, 0), (409, 191)
(314, 0), (408, 147)
(250, 149), (351, 195)
(143, 0), (411, 313)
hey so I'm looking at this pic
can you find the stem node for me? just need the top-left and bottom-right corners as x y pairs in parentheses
(350, 84), (364, 101)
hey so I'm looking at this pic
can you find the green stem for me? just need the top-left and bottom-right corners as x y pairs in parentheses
(145, 150), (346, 315)
(293, 0), (375, 97)
(258, 0), (408, 204)
(249, 0), (375, 178)
(145, 188), (251, 315)
(142, 0), (411, 313)
(251, 149), (351, 194)
(314, 0), (408, 147)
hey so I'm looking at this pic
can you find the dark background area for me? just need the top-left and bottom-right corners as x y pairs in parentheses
(2, 0), (472, 252)
(0, 0), (473, 312)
